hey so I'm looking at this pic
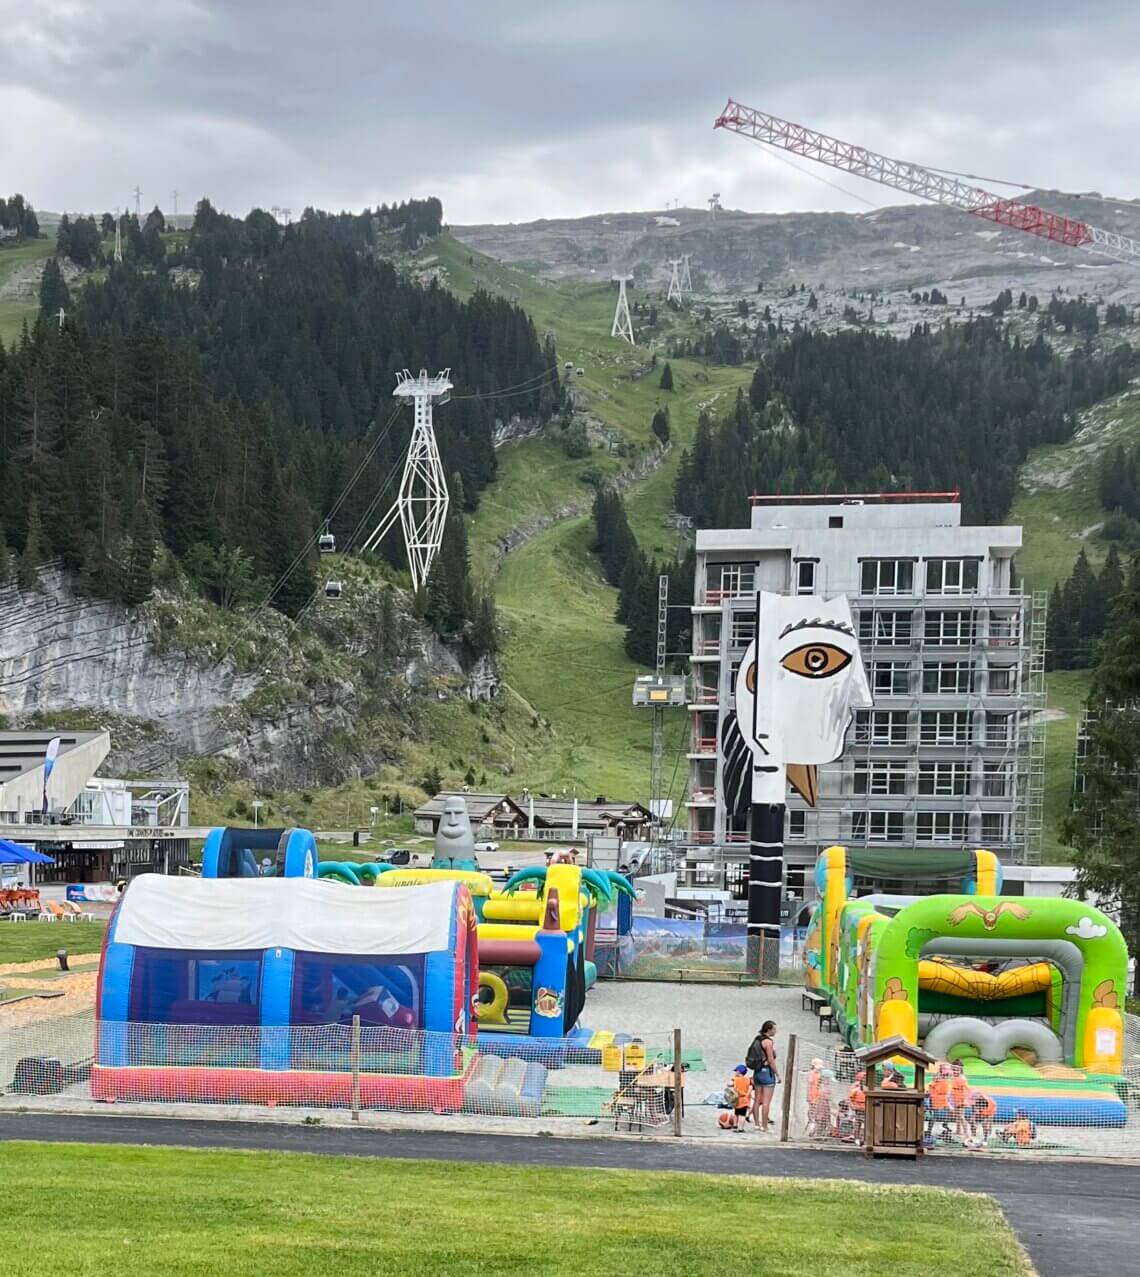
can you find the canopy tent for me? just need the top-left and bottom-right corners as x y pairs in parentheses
(0, 838), (55, 865)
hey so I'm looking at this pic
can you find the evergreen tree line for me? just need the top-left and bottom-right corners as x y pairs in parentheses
(673, 320), (1136, 531)
(1096, 440), (1140, 547)
(0, 194), (39, 240)
(1064, 552), (1140, 980)
(2, 196), (558, 652)
(590, 487), (690, 666)
(1046, 546), (1123, 671)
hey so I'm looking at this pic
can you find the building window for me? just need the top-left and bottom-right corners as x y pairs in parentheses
(858, 609), (913, 646)
(785, 864), (806, 895)
(985, 712), (1013, 748)
(921, 662), (975, 694)
(788, 810), (807, 840)
(872, 663), (910, 696)
(861, 559), (914, 596)
(796, 560), (816, 595)
(981, 812), (1009, 843)
(919, 710), (972, 746)
(729, 613), (756, 647)
(988, 666), (1015, 695)
(918, 761), (970, 796)
(854, 710), (910, 746)
(926, 558), (980, 595)
(829, 515), (843, 528)
(709, 563), (755, 599)
(853, 762), (908, 796)
(851, 811), (905, 842)
(916, 812), (967, 842)
(988, 611), (1021, 646)
(983, 761), (1011, 797)
(924, 610), (977, 646)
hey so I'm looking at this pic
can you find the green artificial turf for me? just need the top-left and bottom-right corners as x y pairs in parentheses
(2, 1143), (1030, 1276)
(0, 919), (107, 965)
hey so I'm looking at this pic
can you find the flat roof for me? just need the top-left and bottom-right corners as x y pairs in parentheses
(748, 491), (961, 507)
(0, 732), (107, 788)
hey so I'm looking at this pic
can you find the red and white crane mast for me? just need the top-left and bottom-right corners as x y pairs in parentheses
(714, 100), (1140, 265)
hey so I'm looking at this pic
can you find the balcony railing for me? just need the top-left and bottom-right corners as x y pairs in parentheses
(691, 737), (717, 754)
(702, 587), (753, 605)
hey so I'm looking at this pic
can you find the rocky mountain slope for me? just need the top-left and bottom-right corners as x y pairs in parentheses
(453, 193), (1140, 302)
(0, 560), (489, 793)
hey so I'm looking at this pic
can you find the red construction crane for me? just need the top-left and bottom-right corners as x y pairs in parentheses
(714, 100), (1140, 266)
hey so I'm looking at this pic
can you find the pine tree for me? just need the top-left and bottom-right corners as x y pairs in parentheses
(17, 495), (43, 591)
(651, 408), (670, 446)
(121, 503), (156, 606)
(472, 591), (498, 656)
(38, 258), (70, 321)
(659, 362), (674, 391)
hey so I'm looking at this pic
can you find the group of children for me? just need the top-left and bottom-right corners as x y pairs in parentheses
(793, 1057), (1036, 1151)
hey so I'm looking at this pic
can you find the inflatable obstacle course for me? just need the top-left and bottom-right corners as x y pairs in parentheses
(804, 846), (1129, 1126)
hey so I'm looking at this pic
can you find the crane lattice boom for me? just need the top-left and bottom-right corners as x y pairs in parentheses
(714, 100), (1140, 265)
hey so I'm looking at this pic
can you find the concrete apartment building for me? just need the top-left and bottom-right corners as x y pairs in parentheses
(686, 493), (1046, 898)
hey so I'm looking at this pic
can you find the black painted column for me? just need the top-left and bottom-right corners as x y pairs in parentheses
(746, 792), (784, 980)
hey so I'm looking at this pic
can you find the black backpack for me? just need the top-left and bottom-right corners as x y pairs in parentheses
(745, 1035), (766, 1072)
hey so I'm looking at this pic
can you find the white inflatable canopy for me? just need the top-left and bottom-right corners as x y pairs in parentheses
(113, 874), (457, 956)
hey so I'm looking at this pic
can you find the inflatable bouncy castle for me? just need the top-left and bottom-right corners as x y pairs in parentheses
(94, 874), (478, 1107)
(804, 846), (1130, 1125)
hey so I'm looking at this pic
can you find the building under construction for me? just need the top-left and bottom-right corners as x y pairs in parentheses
(686, 492), (1046, 903)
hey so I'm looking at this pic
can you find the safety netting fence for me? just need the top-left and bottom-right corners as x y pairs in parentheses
(601, 916), (803, 983)
(782, 1014), (1140, 1158)
(0, 1012), (702, 1134)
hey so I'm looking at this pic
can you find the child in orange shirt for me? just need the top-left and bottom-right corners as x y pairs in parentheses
(804, 1057), (824, 1135)
(731, 1064), (752, 1131)
(1000, 1109), (1037, 1148)
(926, 1063), (953, 1142)
(949, 1061), (972, 1143)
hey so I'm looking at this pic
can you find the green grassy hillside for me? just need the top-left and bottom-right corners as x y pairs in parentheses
(1010, 386), (1140, 590)
(0, 238), (54, 346)
(1009, 387), (1140, 859)
(426, 234), (751, 810)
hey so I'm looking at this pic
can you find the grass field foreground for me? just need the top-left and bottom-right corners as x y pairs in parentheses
(0, 920), (107, 966)
(4, 1144), (1030, 1277)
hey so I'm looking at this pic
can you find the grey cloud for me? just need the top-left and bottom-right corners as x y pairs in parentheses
(2, 1), (1138, 222)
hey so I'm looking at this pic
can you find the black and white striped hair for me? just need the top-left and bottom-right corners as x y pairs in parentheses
(720, 711), (753, 828)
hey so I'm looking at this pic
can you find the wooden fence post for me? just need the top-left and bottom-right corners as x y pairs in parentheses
(672, 1027), (684, 1136)
(779, 1032), (797, 1143)
(351, 1014), (361, 1122)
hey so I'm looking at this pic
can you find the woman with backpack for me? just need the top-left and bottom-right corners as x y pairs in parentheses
(745, 1020), (780, 1132)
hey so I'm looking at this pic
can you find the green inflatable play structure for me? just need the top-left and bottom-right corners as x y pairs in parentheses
(803, 846), (1130, 1126)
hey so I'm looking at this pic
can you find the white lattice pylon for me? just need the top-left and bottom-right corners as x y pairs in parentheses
(611, 274), (635, 345)
(361, 369), (453, 591)
(681, 253), (693, 293)
(666, 258), (683, 303)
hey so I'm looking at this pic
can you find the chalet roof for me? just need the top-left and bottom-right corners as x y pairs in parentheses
(413, 791), (651, 828)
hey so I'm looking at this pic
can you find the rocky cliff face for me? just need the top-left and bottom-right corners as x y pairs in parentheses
(0, 564), (485, 788)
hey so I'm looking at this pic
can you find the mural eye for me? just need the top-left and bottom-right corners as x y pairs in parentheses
(781, 642), (852, 679)
(745, 662), (756, 693)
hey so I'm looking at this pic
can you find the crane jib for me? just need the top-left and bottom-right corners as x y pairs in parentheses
(714, 98), (1138, 264)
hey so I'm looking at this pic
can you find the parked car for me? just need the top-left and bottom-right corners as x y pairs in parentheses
(473, 840), (500, 854)
(381, 849), (412, 866)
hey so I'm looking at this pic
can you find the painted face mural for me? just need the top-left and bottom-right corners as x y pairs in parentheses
(723, 592), (871, 812)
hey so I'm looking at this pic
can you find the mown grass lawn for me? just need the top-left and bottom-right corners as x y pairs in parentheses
(0, 919), (106, 965)
(3, 1144), (1029, 1277)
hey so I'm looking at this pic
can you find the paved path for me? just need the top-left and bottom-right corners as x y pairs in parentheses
(2, 1113), (1135, 1276)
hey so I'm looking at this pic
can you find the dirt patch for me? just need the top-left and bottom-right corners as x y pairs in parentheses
(0, 970), (96, 1027)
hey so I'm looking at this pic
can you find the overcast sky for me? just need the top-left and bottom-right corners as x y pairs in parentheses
(3, 1), (1138, 225)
